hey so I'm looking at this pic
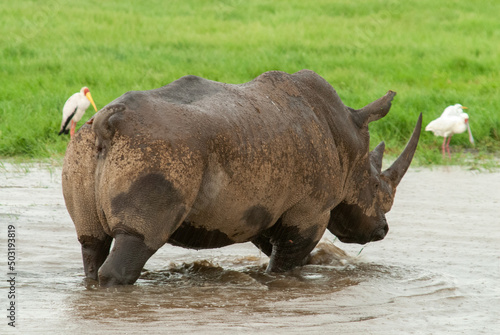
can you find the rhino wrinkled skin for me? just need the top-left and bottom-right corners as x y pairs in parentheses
(62, 70), (422, 286)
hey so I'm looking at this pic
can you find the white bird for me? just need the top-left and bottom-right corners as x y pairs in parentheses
(425, 104), (474, 157)
(58, 87), (98, 138)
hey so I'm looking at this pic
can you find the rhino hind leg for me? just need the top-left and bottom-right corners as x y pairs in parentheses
(80, 234), (113, 281)
(98, 232), (156, 287)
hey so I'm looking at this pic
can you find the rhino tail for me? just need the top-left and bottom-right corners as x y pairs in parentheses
(92, 103), (126, 152)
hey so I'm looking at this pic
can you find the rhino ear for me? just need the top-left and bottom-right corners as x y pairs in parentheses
(370, 141), (385, 173)
(353, 91), (396, 128)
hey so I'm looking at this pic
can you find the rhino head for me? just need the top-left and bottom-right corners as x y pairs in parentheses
(328, 92), (422, 244)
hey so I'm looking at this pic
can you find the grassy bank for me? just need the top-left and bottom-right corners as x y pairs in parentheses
(1, 0), (499, 164)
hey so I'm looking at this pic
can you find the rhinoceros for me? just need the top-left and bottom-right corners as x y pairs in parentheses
(62, 70), (421, 287)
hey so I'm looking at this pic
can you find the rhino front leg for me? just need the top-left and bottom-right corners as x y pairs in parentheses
(98, 232), (156, 287)
(80, 235), (113, 281)
(266, 210), (329, 273)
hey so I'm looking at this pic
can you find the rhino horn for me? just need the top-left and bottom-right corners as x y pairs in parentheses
(370, 141), (385, 173)
(382, 113), (423, 187)
(353, 90), (397, 128)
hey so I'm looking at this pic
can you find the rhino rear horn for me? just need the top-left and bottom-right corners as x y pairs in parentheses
(370, 141), (385, 173)
(382, 113), (423, 187)
(353, 90), (397, 128)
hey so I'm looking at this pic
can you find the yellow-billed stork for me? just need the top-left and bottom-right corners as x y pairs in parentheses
(58, 87), (98, 138)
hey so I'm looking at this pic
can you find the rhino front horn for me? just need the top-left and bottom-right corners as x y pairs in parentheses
(383, 113), (423, 186)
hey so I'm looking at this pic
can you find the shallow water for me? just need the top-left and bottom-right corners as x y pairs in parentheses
(0, 163), (499, 334)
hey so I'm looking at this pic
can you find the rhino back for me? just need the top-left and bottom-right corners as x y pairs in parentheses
(94, 71), (341, 181)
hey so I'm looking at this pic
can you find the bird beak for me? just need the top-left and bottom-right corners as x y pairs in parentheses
(85, 92), (98, 112)
(466, 122), (474, 144)
(462, 106), (468, 109)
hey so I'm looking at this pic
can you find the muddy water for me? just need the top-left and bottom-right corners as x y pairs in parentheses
(0, 163), (499, 334)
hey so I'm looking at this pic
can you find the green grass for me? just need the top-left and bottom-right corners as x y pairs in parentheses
(1, 0), (500, 166)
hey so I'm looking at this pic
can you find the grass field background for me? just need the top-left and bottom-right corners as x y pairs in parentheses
(1, 0), (499, 165)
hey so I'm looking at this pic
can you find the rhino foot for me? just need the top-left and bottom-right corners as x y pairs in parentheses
(98, 232), (156, 287)
(80, 235), (113, 281)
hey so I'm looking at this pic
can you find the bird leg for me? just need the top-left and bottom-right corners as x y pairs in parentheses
(446, 135), (453, 158)
(441, 136), (452, 159)
(70, 120), (76, 138)
(441, 137), (447, 158)
(439, 136), (453, 158)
